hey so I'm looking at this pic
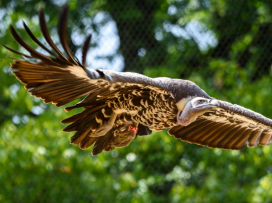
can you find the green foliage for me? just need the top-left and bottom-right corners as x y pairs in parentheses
(1, 0), (272, 202)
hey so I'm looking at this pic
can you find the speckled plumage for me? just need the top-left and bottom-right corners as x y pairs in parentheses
(4, 5), (272, 155)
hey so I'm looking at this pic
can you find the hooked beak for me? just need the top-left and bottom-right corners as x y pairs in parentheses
(210, 99), (219, 108)
(192, 99), (220, 112)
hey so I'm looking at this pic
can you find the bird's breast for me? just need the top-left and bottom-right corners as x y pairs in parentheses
(107, 89), (178, 131)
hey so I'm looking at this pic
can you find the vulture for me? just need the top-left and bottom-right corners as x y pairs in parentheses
(3, 5), (272, 155)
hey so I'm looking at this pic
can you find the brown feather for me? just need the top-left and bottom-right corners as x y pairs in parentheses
(168, 116), (272, 151)
(259, 132), (272, 145)
(231, 129), (252, 149)
(82, 34), (92, 68)
(70, 131), (84, 145)
(191, 122), (223, 144)
(168, 119), (206, 137)
(177, 120), (211, 140)
(57, 4), (79, 65)
(63, 113), (96, 132)
(221, 127), (247, 149)
(1, 43), (32, 58)
(80, 136), (98, 150)
(23, 21), (58, 57)
(61, 104), (106, 124)
(39, 8), (70, 63)
(201, 123), (230, 146)
(9, 25), (55, 63)
(197, 122), (224, 143)
(186, 122), (220, 143)
(248, 130), (263, 147)
(11, 60), (99, 106)
(92, 133), (114, 156)
(207, 125), (237, 148)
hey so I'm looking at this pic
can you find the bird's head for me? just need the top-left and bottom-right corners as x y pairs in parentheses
(176, 97), (219, 126)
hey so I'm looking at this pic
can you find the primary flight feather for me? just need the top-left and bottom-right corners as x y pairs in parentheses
(3, 5), (272, 155)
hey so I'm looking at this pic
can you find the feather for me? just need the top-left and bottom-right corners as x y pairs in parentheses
(1, 43), (32, 58)
(9, 25), (54, 63)
(11, 60), (101, 106)
(63, 112), (96, 132)
(259, 132), (272, 145)
(201, 123), (230, 146)
(248, 130), (263, 147)
(39, 7), (70, 63)
(70, 131), (87, 145)
(61, 104), (106, 124)
(188, 122), (223, 144)
(92, 133), (113, 156)
(82, 34), (92, 68)
(23, 21), (57, 57)
(184, 122), (217, 142)
(230, 128), (252, 149)
(197, 122), (223, 142)
(217, 127), (246, 149)
(80, 136), (98, 150)
(208, 125), (235, 148)
(57, 4), (79, 65)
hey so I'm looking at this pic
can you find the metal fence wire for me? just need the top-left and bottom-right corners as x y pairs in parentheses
(1, 0), (272, 202)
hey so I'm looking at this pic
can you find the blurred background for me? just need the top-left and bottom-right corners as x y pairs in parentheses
(1, 0), (272, 202)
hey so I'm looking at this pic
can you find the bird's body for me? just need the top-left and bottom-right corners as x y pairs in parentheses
(3, 5), (272, 155)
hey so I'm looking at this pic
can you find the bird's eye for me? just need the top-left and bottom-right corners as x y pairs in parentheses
(198, 100), (204, 104)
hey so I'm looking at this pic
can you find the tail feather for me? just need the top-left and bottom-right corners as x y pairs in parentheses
(69, 109), (105, 146)
(61, 105), (106, 124)
(80, 136), (98, 150)
(63, 104), (106, 134)
(66, 107), (144, 155)
(63, 114), (95, 132)
(69, 117), (98, 144)
(70, 131), (86, 145)
(92, 133), (114, 156)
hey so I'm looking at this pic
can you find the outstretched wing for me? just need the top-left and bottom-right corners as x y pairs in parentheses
(3, 5), (103, 107)
(169, 100), (272, 150)
(3, 5), (180, 106)
(3, 4), (177, 154)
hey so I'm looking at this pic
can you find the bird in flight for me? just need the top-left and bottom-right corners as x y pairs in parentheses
(3, 5), (272, 155)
